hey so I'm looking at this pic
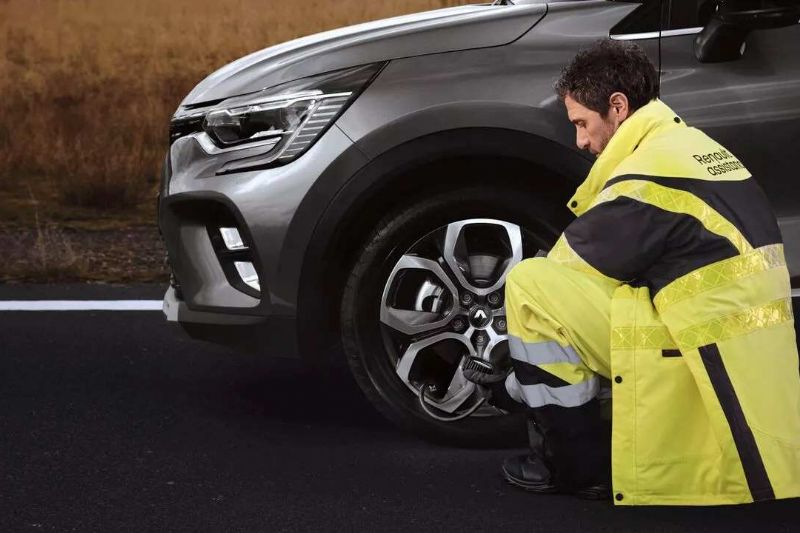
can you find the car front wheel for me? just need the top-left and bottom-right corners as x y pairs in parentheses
(340, 186), (561, 447)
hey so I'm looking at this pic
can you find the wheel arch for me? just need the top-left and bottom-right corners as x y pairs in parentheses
(293, 127), (590, 362)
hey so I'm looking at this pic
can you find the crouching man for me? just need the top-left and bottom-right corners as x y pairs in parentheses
(466, 39), (800, 505)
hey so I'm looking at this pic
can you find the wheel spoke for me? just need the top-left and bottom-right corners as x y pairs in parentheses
(383, 308), (441, 330)
(395, 331), (469, 383)
(435, 365), (479, 413)
(482, 331), (508, 362)
(443, 219), (523, 296)
(394, 332), (481, 414)
(380, 254), (459, 335)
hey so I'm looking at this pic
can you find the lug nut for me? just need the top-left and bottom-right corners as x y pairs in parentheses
(460, 293), (474, 305)
(487, 292), (501, 306)
(475, 333), (488, 358)
(452, 318), (466, 332)
(495, 318), (507, 332)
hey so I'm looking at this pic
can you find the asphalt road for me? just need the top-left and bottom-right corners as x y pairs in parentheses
(2, 284), (799, 532)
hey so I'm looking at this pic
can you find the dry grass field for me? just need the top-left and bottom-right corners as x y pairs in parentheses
(0, 0), (463, 281)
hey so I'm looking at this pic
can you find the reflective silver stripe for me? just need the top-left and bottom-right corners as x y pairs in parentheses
(508, 336), (582, 365)
(505, 373), (525, 404)
(505, 373), (599, 408)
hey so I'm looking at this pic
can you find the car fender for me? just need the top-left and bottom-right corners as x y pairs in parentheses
(279, 125), (590, 358)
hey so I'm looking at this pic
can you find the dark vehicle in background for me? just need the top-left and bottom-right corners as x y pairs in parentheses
(159, 0), (800, 445)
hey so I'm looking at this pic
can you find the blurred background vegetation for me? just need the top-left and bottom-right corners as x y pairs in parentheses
(0, 0), (464, 281)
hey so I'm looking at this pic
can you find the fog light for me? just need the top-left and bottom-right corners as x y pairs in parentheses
(234, 261), (260, 292)
(220, 227), (247, 250)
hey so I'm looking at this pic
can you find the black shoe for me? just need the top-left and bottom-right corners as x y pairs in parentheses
(529, 401), (612, 495)
(501, 453), (558, 493)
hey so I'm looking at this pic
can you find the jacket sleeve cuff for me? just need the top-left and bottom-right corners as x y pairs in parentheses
(489, 374), (527, 413)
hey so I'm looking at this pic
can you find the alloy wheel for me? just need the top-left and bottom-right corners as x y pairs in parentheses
(379, 218), (534, 419)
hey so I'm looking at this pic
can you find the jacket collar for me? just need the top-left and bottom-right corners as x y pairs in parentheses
(566, 98), (682, 216)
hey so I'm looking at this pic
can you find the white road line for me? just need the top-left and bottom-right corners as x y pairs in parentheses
(0, 300), (163, 311)
(2, 291), (799, 311)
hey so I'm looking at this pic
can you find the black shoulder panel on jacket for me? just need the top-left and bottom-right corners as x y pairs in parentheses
(564, 197), (671, 282)
(604, 175), (783, 249)
(565, 197), (739, 293)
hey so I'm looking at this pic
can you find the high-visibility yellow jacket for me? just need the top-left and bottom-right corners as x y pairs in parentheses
(548, 98), (800, 505)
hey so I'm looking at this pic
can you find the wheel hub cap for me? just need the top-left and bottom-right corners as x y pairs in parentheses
(468, 305), (493, 329)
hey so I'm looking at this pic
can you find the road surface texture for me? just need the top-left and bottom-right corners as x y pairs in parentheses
(1, 284), (798, 532)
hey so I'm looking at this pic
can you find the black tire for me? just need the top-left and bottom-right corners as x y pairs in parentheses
(340, 186), (562, 447)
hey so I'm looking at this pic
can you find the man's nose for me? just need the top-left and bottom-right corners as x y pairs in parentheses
(576, 131), (590, 151)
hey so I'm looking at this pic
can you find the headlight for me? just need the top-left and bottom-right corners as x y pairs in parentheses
(170, 62), (384, 173)
(203, 96), (313, 147)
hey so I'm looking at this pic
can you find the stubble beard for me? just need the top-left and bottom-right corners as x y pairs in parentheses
(595, 120), (619, 157)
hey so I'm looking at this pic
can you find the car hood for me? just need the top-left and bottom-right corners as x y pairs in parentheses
(180, 3), (547, 107)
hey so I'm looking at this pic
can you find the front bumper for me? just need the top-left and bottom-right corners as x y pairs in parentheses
(158, 123), (364, 356)
(162, 285), (299, 357)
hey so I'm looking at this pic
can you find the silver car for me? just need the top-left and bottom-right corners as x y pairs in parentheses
(159, 0), (800, 445)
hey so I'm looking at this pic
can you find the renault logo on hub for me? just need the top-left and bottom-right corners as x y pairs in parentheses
(469, 306), (492, 329)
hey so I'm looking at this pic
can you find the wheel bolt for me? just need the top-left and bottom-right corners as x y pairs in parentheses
(487, 292), (501, 306)
(460, 293), (473, 305)
(495, 318), (507, 332)
(452, 318), (466, 332)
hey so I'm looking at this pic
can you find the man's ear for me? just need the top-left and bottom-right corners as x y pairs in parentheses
(608, 92), (630, 122)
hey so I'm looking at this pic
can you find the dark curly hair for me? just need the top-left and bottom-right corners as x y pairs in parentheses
(554, 39), (659, 116)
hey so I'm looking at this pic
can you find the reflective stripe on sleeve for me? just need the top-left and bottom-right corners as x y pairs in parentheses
(505, 372), (599, 408)
(508, 336), (583, 365)
(675, 297), (792, 350)
(654, 244), (786, 310)
(505, 372), (525, 404)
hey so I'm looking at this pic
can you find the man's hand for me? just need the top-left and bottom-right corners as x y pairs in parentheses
(462, 356), (527, 413)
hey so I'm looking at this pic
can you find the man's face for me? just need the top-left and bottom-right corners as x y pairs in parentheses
(564, 93), (627, 157)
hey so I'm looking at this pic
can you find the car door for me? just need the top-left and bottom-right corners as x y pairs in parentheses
(654, 0), (800, 284)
